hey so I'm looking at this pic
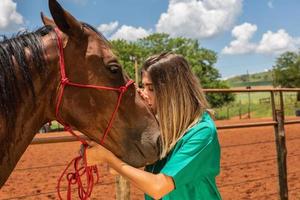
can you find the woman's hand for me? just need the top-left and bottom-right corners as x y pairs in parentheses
(85, 141), (174, 199)
(85, 141), (114, 166)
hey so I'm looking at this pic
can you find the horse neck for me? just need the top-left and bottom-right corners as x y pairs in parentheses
(0, 31), (60, 188)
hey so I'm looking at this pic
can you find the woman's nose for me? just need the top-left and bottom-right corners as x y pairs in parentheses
(137, 88), (149, 101)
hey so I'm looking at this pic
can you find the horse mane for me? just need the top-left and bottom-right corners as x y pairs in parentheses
(0, 25), (52, 130)
(0, 23), (109, 131)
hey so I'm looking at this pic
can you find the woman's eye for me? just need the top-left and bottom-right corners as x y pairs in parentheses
(148, 86), (154, 91)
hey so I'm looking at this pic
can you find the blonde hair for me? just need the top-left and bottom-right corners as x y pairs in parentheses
(142, 52), (210, 158)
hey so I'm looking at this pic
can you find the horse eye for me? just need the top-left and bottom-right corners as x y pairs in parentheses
(108, 65), (119, 74)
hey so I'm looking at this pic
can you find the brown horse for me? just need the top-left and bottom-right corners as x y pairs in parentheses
(0, 0), (160, 187)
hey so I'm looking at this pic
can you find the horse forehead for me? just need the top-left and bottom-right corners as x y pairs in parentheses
(87, 39), (115, 60)
(101, 47), (116, 61)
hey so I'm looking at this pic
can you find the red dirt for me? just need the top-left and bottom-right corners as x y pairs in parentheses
(1, 117), (300, 200)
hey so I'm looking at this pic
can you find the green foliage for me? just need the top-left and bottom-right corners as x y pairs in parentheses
(214, 92), (300, 120)
(225, 71), (274, 87)
(111, 40), (144, 78)
(273, 51), (300, 88)
(111, 33), (234, 107)
(228, 81), (273, 88)
(205, 81), (235, 108)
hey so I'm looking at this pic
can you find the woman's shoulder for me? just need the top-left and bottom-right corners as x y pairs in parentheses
(192, 111), (216, 130)
(182, 112), (216, 140)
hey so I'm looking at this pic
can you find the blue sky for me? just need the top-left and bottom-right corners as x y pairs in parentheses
(1, 0), (300, 79)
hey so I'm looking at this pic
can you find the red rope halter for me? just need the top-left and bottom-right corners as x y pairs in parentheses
(53, 28), (134, 199)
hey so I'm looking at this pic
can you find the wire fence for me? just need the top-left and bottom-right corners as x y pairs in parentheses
(1, 88), (300, 200)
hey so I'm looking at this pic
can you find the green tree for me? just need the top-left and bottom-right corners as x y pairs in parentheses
(273, 51), (300, 101)
(111, 33), (234, 108)
(240, 74), (248, 82)
(111, 39), (143, 78)
(273, 51), (300, 88)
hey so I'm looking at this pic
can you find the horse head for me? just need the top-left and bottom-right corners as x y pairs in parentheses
(0, 0), (160, 188)
(43, 0), (161, 167)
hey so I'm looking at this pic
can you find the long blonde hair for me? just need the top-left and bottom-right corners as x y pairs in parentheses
(142, 52), (210, 158)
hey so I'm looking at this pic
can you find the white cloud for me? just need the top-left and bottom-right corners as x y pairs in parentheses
(257, 29), (300, 54)
(267, 1), (274, 8)
(97, 0), (243, 41)
(231, 22), (257, 40)
(264, 68), (271, 72)
(97, 21), (119, 37)
(222, 23), (300, 55)
(222, 23), (257, 54)
(0, 0), (23, 32)
(155, 0), (243, 39)
(110, 25), (151, 41)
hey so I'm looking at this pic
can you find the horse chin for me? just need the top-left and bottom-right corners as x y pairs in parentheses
(120, 142), (158, 168)
(123, 154), (148, 168)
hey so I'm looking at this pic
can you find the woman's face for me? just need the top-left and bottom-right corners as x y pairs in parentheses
(141, 71), (157, 114)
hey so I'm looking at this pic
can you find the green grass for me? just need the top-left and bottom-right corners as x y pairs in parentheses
(45, 93), (300, 127)
(225, 70), (274, 88)
(214, 92), (300, 120)
(229, 81), (273, 87)
(50, 121), (64, 131)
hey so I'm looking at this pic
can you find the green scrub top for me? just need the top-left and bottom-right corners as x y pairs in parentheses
(145, 112), (222, 200)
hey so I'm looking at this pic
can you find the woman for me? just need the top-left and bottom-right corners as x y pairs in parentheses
(86, 52), (222, 200)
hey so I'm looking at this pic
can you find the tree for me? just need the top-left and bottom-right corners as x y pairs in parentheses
(111, 39), (144, 78)
(273, 51), (300, 88)
(111, 33), (234, 108)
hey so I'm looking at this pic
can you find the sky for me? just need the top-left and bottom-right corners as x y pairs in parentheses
(0, 0), (300, 79)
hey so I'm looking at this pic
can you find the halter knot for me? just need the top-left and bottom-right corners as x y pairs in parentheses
(67, 172), (78, 184)
(119, 86), (127, 93)
(61, 77), (70, 85)
(54, 27), (134, 200)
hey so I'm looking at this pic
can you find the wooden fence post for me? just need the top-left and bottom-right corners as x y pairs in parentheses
(115, 175), (130, 200)
(274, 109), (288, 200)
(227, 107), (230, 119)
(134, 58), (139, 85)
(239, 100), (242, 119)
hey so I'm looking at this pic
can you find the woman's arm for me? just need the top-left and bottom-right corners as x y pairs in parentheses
(86, 142), (174, 199)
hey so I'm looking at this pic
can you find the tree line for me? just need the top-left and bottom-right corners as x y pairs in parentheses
(273, 51), (300, 100)
(111, 33), (234, 108)
(112, 33), (300, 107)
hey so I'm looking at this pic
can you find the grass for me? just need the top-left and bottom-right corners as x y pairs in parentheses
(43, 93), (300, 129)
(49, 121), (64, 131)
(214, 92), (300, 120)
(229, 81), (273, 88)
(225, 70), (274, 88)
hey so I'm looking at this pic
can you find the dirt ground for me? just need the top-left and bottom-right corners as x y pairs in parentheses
(0, 117), (300, 200)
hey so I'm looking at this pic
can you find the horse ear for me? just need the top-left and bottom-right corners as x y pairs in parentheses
(40, 12), (56, 27)
(48, 0), (83, 38)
